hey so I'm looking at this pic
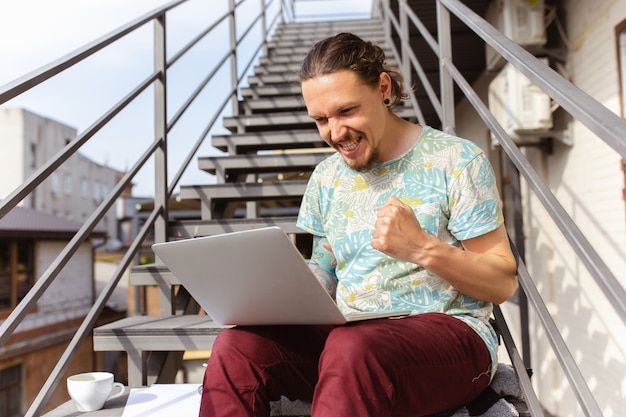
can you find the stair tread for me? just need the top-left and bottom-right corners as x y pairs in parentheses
(95, 315), (228, 336)
(179, 180), (308, 200)
(221, 107), (416, 133)
(93, 316), (228, 355)
(198, 152), (331, 176)
(168, 217), (303, 240)
(211, 129), (325, 153)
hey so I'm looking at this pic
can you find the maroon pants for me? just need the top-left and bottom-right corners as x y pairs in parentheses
(199, 313), (491, 417)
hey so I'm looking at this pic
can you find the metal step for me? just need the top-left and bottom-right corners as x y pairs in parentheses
(198, 152), (331, 180)
(223, 107), (417, 133)
(180, 180), (307, 202)
(254, 62), (304, 75)
(211, 129), (325, 154)
(265, 44), (393, 58)
(240, 95), (306, 113)
(258, 55), (309, 66)
(265, 34), (388, 49)
(240, 84), (302, 99)
(222, 111), (314, 133)
(129, 263), (177, 286)
(179, 180), (307, 219)
(168, 216), (302, 240)
(253, 55), (401, 75)
(247, 73), (300, 86)
(94, 315), (228, 387)
(273, 19), (384, 35)
(270, 29), (383, 42)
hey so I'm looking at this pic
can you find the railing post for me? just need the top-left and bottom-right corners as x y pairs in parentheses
(261, 0), (268, 40)
(229, 0), (239, 117)
(436, 0), (455, 133)
(510, 159), (532, 370)
(399, 0), (411, 92)
(381, 0), (392, 42)
(154, 13), (168, 245)
(371, 0), (382, 19)
(283, 0), (295, 23)
(154, 12), (172, 315)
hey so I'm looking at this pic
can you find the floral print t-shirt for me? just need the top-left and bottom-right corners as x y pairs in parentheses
(296, 125), (503, 377)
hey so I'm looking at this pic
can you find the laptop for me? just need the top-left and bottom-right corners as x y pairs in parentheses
(151, 227), (411, 326)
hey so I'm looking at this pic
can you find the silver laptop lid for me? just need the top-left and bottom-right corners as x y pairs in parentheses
(152, 227), (347, 325)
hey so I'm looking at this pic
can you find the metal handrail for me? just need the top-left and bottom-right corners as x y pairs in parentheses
(0, 0), (288, 414)
(442, 0), (626, 158)
(514, 251), (604, 416)
(0, 72), (159, 219)
(375, 0), (626, 415)
(25, 200), (163, 417)
(0, 0), (185, 105)
(439, 0), (626, 324)
(493, 305), (546, 417)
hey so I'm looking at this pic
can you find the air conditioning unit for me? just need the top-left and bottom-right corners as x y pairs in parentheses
(485, 0), (547, 71)
(488, 58), (552, 143)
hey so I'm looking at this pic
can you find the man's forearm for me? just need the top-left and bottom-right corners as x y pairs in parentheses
(309, 264), (337, 297)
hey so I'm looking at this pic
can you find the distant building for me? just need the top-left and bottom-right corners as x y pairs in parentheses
(0, 206), (125, 414)
(0, 108), (124, 250)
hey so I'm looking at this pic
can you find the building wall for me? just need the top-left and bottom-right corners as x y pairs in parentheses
(520, 1), (626, 416)
(0, 236), (127, 415)
(0, 108), (121, 248)
(455, 0), (626, 416)
(0, 109), (29, 199)
(15, 241), (94, 334)
(0, 329), (94, 415)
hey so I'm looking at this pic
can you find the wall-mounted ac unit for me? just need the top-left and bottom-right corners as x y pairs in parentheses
(488, 58), (552, 144)
(485, 0), (547, 71)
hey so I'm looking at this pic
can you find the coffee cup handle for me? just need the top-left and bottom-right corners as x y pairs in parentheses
(109, 382), (125, 400)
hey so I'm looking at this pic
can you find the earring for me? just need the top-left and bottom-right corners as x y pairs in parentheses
(384, 98), (390, 105)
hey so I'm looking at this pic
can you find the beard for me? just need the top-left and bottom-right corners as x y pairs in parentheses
(332, 132), (380, 173)
(345, 147), (379, 172)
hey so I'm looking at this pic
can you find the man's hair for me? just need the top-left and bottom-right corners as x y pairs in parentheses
(298, 33), (410, 106)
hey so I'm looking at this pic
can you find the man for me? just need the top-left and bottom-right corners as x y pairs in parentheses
(199, 32), (517, 417)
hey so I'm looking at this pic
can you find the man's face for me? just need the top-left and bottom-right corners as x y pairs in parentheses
(301, 70), (389, 172)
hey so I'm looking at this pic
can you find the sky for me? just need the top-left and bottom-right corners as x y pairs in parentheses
(0, 0), (373, 196)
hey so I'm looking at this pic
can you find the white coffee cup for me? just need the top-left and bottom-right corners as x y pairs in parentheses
(67, 371), (124, 412)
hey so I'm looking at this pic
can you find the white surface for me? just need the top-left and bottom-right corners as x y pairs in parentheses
(121, 384), (201, 417)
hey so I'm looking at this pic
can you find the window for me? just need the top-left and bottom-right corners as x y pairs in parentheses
(29, 143), (36, 169)
(0, 365), (22, 417)
(94, 181), (101, 202)
(64, 175), (72, 195)
(51, 173), (60, 197)
(80, 178), (89, 199)
(0, 240), (35, 310)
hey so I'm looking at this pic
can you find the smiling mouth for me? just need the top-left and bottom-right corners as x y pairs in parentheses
(337, 135), (361, 151)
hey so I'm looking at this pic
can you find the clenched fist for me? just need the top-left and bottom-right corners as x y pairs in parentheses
(371, 196), (435, 264)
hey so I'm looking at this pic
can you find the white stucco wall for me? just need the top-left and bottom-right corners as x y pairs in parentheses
(0, 108), (121, 246)
(16, 240), (94, 333)
(521, 1), (626, 416)
(0, 109), (26, 197)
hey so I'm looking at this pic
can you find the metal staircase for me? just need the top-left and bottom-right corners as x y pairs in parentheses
(93, 16), (534, 417)
(0, 1), (624, 416)
(97, 17), (398, 386)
